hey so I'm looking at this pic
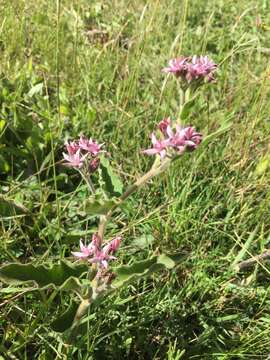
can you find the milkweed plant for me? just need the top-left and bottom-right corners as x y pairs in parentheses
(0, 56), (217, 339)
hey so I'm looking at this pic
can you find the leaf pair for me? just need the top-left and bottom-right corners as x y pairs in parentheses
(0, 253), (187, 334)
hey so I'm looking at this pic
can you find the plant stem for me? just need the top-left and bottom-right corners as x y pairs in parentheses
(97, 157), (171, 239)
(68, 298), (91, 342)
(78, 169), (95, 194)
(180, 88), (186, 107)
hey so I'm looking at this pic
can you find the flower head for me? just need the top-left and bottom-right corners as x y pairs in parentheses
(142, 133), (170, 160)
(63, 135), (103, 170)
(167, 125), (202, 153)
(163, 55), (217, 84)
(65, 141), (80, 155)
(162, 57), (189, 77)
(72, 233), (122, 269)
(186, 56), (217, 83)
(143, 119), (202, 160)
(63, 149), (85, 168)
(79, 136), (102, 156)
(71, 239), (95, 259)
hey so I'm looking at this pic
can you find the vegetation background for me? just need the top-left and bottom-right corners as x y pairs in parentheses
(1, 0), (270, 358)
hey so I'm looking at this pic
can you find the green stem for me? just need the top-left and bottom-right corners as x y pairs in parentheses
(78, 169), (95, 194)
(180, 88), (186, 108)
(97, 157), (171, 239)
(68, 298), (91, 342)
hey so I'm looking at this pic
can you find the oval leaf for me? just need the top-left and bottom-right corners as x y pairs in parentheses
(0, 260), (88, 288)
(112, 252), (187, 288)
(84, 197), (118, 215)
(99, 155), (123, 196)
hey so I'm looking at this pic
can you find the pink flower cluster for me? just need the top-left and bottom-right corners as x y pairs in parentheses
(163, 55), (217, 83)
(72, 233), (122, 269)
(143, 118), (202, 159)
(63, 136), (102, 170)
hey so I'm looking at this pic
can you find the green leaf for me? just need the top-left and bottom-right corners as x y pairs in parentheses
(255, 156), (270, 177)
(232, 225), (259, 267)
(0, 260), (88, 289)
(112, 253), (187, 288)
(157, 254), (176, 269)
(84, 196), (118, 215)
(0, 196), (28, 217)
(99, 155), (123, 196)
(180, 98), (196, 120)
(51, 301), (79, 333)
(132, 234), (154, 249)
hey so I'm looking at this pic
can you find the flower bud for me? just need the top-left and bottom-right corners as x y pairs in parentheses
(89, 157), (100, 173)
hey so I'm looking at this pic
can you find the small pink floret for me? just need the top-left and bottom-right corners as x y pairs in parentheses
(162, 57), (188, 77)
(63, 135), (103, 170)
(71, 239), (95, 259)
(89, 158), (100, 173)
(143, 120), (202, 159)
(72, 233), (122, 269)
(65, 141), (80, 155)
(168, 125), (202, 152)
(79, 136), (102, 156)
(142, 133), (170, 160)
(158, 117), (171, 134)
(63, 149), (85, 168)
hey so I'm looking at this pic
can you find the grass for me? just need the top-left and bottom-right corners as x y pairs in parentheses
(1, 0), (270, 358)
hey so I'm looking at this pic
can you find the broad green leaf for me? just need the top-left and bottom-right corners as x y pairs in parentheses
(0, 260), (88, 289)
(99, 155), (123, 196)
(0, 196), (28, 217)
(84, 197), (118, 215)
(51, 301), (79, 333)
(112, 253), (187, 288)
(157, 254), (175, 269)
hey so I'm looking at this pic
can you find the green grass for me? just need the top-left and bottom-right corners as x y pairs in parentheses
(1, 0), (270, 358)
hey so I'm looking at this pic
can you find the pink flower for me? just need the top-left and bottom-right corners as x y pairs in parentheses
(143, 119), (202, 159)
(163, 55), (217, 84)
(109, 236), (122, 253)
(182, 126), (202, 149)
(79, 136), (102, 156)
(72, 233), (122, 269)
(162, 57), (189, 77)
(65, 141), (80, 155)
(158, 117), (171, 134)
(71, 239), (95, 259)
(186, 56), (217, 83)
(103, 236), (122, 255)
(167, 125), (202, 153)
(63, 149), (85, 168)
(89, 250), (116, 269)
(142, 133), (170, 160)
